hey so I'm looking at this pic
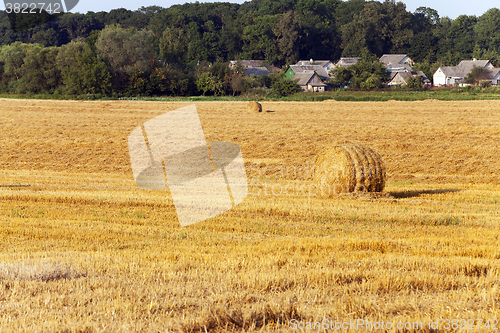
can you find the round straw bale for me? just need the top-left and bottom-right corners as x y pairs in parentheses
(247, 101), (262, 113)
(313, 142), (386, 197)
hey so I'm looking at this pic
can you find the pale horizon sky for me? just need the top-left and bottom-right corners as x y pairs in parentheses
(1, 0), (498, 19)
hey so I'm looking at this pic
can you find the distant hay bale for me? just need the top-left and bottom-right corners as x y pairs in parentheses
(313, 142), (386, 197)
(247, 101), (262, 113)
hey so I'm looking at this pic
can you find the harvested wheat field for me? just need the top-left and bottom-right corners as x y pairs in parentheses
(1, 98), (500, 332)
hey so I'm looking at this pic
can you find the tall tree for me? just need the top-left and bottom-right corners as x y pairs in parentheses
(241, 14), (279, 63)
(273, 11), (301, 66)
(57, 41), (111, 95)
(409, 7), (439, 63)
(448, 15), (477, 61)
(159, 27), (188, 66)
(95, 24), (152, 90)
(475, 8), (500, 54)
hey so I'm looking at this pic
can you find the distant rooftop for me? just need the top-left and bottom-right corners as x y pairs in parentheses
(242, 67), (270, 77)
(379, 54), (412, 65)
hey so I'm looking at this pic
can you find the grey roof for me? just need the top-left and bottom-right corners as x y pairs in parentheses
(413, 71), (431, 83)
(388, 71), (398, 80)
(385, 63), (412, 72)
(229, 60), (280, 73)
(290, 65), (330, 79)
(379, 54), (411, 64)
(292, 71), (327, 86)
(243, 67), (270, 77)
(292, 71), (316, 86)
(457, 59), (493, 73)
(438, 66), (464, 78)
(483, 68), (500, 80)
(334, 58), (359, 66)
(388, 71), (413, 85)
(296, 60), (332, 67)
(437, 59), (494, 79)
(389, 70), (430, 85)
(397, 71), (413, 81)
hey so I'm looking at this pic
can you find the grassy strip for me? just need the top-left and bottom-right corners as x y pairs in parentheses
(1, 87), (500, 102)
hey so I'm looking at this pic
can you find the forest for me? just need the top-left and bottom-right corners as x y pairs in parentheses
(0, 0), (499, 97)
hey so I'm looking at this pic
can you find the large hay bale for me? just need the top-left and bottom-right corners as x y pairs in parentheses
(247, 101), (262, 113)
(313, 142), (386, 197)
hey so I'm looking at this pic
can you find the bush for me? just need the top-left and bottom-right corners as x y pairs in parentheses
(405, 76), (424, 89)
(480, 80), (492, 88)
(270, 77), (301, 97)
(360, 74), (382, 89)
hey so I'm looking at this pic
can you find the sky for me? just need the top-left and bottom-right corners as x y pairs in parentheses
(1, 0), (498, 19)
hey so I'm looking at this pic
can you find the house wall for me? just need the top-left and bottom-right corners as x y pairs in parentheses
(448, 77), (462, 85)
(493, 73), (500, 85)
(305, 84), (325, 92)
(433, 69), (447, 86)
(324, 63), (335, 74)
(284, 67), (295, 79)
(388, 74), (408, 86)
(401, 56), (414, 66)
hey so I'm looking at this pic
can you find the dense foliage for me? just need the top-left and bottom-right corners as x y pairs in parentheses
(0, 0), (499, 96)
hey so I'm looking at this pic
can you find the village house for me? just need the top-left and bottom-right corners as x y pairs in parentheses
(433, 59), (497, 86)
(283, 64), (330, 92)
(377, 54), (431, 86)
(228, 60), (280, 77)
(333, 57), (360, 68)
(388, 70), (431, 86)
(486, 68), (500, 85)
(379, 54), (414, 66)
(285, 64), (330, 81)
(290, 71), (328, 92)
(296, 59), (335, 74)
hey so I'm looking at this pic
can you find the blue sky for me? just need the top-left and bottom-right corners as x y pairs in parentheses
(1, 0), (498, 19)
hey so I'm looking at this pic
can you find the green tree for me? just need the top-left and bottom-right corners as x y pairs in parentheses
(341, 1), (414, 57)
(7, 10), (57, 33)
(347, 52), (388, 88)
(159, 27), (188, 66)
(472, 45), (500, 67)
(57, 41), (111, 95)
(414, 6), (439, 25)
(271, 77), (301, 96)
(329, 65), (353, 88)
(272, 11), (301, 66)
(196, 71), (224, 96)
(17, 44), (60, 93)
(0, 42), (28, 85)
(475, 8), (500, 55)
(448, 15), (477, 60)
(96, 24), (152, 91)
(405, 75), (423, 89)
(96, 25), (152, 76)
(269, 70), (300, 96)
(30, 28), (59, 47)
(360, 74), (382, 89)
(464, 66), (488, 85)
(241, 14), (279, 64)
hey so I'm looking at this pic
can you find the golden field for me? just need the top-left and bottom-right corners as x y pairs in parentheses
(1, 98), (500, 332)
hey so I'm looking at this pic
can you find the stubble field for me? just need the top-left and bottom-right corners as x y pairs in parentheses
(1, 99), (500, 332)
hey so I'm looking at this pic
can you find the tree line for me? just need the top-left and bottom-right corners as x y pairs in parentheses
(0, 0), (499, 96)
